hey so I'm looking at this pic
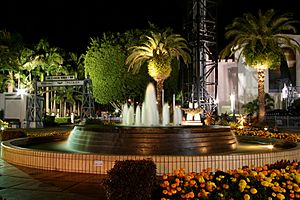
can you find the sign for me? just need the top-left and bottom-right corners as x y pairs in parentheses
(37, 80), (84, 87)
(45, 75), (75, 81)
(94, 160), (103, 167)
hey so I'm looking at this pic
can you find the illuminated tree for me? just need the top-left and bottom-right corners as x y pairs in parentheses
(125, 29), (191, 116)
(221, 9), (300, 124)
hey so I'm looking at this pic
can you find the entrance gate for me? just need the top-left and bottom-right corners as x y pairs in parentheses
(27, 75), (95, 128)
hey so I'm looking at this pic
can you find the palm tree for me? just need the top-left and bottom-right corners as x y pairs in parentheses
(220, 9), (300, 124)
(125, 29), (191, 116)
(0, 29), (24, 92)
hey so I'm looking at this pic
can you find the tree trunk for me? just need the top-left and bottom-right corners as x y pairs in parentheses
(7, 71), (14, 92)
(156, 79), (164, 123)
(257, 68), (266, 125)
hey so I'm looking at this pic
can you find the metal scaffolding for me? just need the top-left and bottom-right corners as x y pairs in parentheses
(183, 0), (218, 112)
(27, 76), (95, 127)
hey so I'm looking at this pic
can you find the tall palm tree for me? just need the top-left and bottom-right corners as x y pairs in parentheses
(220, 9), (300, 124)
(0, 29), (24, 92)
(125, 29), (191, 116)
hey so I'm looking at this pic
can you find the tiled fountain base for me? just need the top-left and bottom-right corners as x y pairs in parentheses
(1, 138), (300, 175)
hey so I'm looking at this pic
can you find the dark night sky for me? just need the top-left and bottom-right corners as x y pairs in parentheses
(1, 0), (300, 54)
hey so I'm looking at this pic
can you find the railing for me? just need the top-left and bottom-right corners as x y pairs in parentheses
(266, 116), (300, 128)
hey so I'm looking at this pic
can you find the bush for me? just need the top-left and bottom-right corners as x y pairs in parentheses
(103, 159), (157, 200)
(43, 115), (57, 127)
(0, 129), (26, 141)
(54, 117), (71, 125)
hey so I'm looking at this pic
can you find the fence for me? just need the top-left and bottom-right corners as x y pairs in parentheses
(266, 116), (300, 128)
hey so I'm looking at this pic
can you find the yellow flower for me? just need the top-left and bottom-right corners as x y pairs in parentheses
(276, 193), (285, 200)
(198, 175), (205, 183)
(239, 179), (247, 192)
(295, 174), (300, 183)
(250, 188), (257, 194)
(261, 181), (270, 187)
(244, 194), (251, 200)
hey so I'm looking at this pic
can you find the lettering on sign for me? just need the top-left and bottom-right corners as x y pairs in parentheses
(45, 75), (75, 81)
(37, 80), (84, 87)
(94, 160), (104, 167)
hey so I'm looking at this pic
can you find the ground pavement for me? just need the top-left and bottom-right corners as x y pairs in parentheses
(0, 155), (107, 200)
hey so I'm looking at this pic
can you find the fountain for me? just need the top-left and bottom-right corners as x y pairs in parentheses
(67, 83), (238, 155)
(2, 82), (299, 175)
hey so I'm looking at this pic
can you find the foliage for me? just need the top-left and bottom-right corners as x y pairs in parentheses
(0, 129), (26, 141)
(242, 93), (275, 114)
(221, 9), (300, 123)
(42, 115), (57, 127)
(159, 160), (300, 200)
(0, 29), (24, 91)
(126, 28), (191, 114)
(232, 128), (300, 142)
(54, 117), (71, 125)
(84, 34), (151, 105)
(214, 113), (232, 126)
(103, 159), (157, 200)
(25, 127), (72, 138)
(0, 119), (8, 129)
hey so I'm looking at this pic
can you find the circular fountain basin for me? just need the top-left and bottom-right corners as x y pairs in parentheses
(67, 125), (237, 155)
(1, 126), (299, 175)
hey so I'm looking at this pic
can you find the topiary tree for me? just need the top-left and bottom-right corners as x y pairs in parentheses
(84, 35), (151, 108)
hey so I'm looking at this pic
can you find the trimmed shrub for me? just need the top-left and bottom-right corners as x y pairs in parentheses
(54, 117), (71, 125)
(43, 115), (57, 127)
(0, 129), (26, 141)
(103, 159), (157, 200)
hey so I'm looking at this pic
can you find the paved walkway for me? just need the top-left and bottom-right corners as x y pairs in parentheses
(0, 156), (107, 200)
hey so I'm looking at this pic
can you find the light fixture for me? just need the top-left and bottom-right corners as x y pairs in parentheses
(16, 88), (27, 95)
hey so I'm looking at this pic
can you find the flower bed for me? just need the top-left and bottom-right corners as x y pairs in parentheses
(232, 128), (300, 142)
(159, 160), (300, 200)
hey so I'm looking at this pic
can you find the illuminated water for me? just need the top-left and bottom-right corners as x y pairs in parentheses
(122, 83), (181, 126)
(27, 139), (280, 154)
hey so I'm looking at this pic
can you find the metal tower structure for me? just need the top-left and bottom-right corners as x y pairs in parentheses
(80, 75), (95, 120)
(183, 0), (218, 112)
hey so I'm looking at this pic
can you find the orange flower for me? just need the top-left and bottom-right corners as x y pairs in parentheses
(200, 183), (206, 188)
(162, 190), (168, 195)
(162, 174), (168, 180)
(163, 180), (169, 186)
(223, 184), (229, 189)
(188, 191), (195, 198)
(189, 180), (196, 186)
